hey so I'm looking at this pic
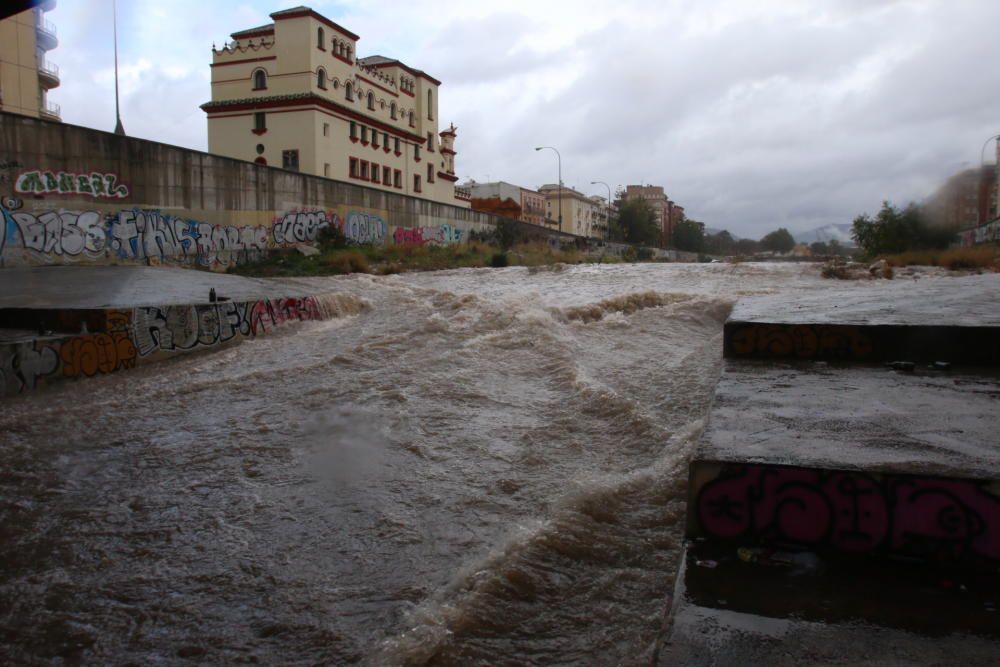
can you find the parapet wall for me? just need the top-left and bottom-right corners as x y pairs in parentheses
(0, 113), (499, 270)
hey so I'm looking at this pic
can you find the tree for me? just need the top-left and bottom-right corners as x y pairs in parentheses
(673, 218), (706, 252)
(704, 230), (737, 256)
(735, 238), (761, 255)
(616, 198), (659, 246)
(809, 241), (830, 256)
(852, 201), (955, 258)
(760, 227), (796, 253)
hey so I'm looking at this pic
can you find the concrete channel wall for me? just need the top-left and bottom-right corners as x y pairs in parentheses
(0, 293), (358, 396)
(0, 112), (502, 270)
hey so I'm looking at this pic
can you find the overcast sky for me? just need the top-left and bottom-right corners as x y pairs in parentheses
(51, 0), (1000, 239)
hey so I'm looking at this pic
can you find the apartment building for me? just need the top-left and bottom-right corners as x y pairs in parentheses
(0, 0), (60, 121)
(464, 180), (548, 227)
(202, 6), (467, 207)
(538, 184), (605, 238)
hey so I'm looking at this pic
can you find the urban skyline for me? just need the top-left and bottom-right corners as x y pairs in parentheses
(36, 0), (1000, 238)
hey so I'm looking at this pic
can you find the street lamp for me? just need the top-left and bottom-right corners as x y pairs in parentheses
(590, 180), (612, 241)
(535, 146), (562, 233)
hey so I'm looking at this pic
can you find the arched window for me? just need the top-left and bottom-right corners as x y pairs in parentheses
(253, 69), (267, 90)
(427, 89), (433, 120)
(317, 68), (326, 89)
(408, 110), (414, 127)
(367, 91), (375, 110)
(345, 81), (354, 101)
(317, 27), (325, 49)
(390, 102), (397, 120)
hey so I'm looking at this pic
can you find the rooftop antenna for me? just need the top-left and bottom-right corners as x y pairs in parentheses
(113, 0), (126, 136)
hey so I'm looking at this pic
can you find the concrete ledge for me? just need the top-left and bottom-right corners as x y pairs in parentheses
(0, 293), (346, 396)
(688, 460), (1000, 568)
(724, 321), (1000, 364)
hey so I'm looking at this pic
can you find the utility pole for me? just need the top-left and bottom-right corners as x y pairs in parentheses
(113, 0), (125, 136)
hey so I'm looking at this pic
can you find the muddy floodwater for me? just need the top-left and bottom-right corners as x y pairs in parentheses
(0, 262), (949, 664)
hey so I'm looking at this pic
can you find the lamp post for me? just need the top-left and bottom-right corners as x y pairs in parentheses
(535, 146), (562, 233)
(590, 180), (612, 241)
(979, 133), (1000, 225)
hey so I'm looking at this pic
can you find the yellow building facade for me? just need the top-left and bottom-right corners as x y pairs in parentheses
(0, 0), (60, 121)
(202, 6), (467, 207)
(538, 184), (607, 238)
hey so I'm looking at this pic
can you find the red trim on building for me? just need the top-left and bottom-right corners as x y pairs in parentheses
(254, 156), (267, 165)
(202, 94), (426, 143)
(270, 8), (360, 41)
(358, 74), (398, 98)
(367, 60), (441, 86)
(252, 128), (267, 135)
(211, 55), (277, 68)
(440, 147), (455, 155)
(437, 171), (458, 182)
(333, 53), (353, 65)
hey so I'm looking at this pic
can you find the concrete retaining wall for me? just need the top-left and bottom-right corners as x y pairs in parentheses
(0, 112), (500, 270)
(0, 293), (360, 396)
(688, 460), (1000, 568)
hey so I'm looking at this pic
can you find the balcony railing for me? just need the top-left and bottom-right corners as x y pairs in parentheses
(36, 17), (58, 47)
(41, 100), (61, 118)
(38, 60), (58, 76)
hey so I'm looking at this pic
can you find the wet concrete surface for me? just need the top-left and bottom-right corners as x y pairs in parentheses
(698, 361), (1000, 477)
(0, 265), (317, 309)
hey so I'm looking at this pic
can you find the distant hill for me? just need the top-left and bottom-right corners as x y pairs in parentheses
(794, 223), (856, 247)
(704, 227), (741, 240)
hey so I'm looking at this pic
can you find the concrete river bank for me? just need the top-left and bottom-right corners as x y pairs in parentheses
(1, 262), (996, 664)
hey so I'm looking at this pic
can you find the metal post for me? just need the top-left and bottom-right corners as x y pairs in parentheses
(113, 0), (125, 136)
(535, 146), (562, 233)
(590, 180), (611, 241)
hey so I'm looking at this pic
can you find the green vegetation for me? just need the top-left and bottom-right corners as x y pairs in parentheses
(229, 240), (594, 277)
(614, 198), (660, 246)
(760, 227), (796, 253)
(673, 218), (706, 252)
(851, 201), (955, 258)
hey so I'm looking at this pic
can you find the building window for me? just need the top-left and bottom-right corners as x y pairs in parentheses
(414, 174), (422, 192)
(361, 126), (368, 144)
(383, 166), (392, 184)
(372, 163), (380, 183)
(317, 27), (325, 49)
(317, 68), (327, 89)
(394, 169), (402, 188)
(254, 112), (266, 132)
(427, 163), (435, 183)
(408, 110), (414, 127)
(394, 137), (401, 154)
(367, 92), (375, 110)
(427, 132), (434, 151)
(350, 121), (358, 141)
(390, 102), (397, 120)
(360, 160), (369, 180)
(414, 145), (420, 161)
(383, 132), (389, 150)
(350, 157), (359, 178)
(282, 149), (299, 172)
(253, 69), (267, 90)
(324, 163), (330, 177)
(346, 82), (354, 101)
(372, 131), (379, 148)
(427, 90), (433, 120)
(323, 122), (329, 137)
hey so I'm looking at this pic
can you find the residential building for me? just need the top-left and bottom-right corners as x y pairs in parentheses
(201, 6), (467, 207)
(925, 164), (997, 230)
(0, 0), (60, 121)
(464, 180), (547, 227)
(622, 184), (675, 247)
(538, 184), (604, 238)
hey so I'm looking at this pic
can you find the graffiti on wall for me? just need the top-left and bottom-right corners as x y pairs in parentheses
(694, 463), (1000, 565)
(343, 211), (387, 245)
(392, 223), (463, 246)
(726, 323), (875, 361)
(272, 209), (340, 245)
(16, 170), (130, 199)
(0, 297), (326, 395)
(1, 200), (268, 267)
(0, 160), (24, 186)
(959, 220), (1000, 247)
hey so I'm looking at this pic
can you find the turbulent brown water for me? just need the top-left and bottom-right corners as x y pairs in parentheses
(0, 262), (843, 665)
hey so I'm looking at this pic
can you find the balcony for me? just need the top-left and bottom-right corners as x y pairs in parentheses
(36, 17), (58, 50)
(40, 100), (61, 121)
(37, 60), (59, 89)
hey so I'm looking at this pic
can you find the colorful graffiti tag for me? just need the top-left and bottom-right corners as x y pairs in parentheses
(725, 323), (875, 361)
(15, 170), (130, 199)
(959, 220), (1000, 247)
(1, 201), (268, 267)
(0, 297), (327, 395)
(391, 223), (463, 246)
(693, 462), (1000, 565)
(272, 209), (340, 245)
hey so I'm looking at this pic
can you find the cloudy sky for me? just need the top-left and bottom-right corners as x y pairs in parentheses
(51, 0), (1000, 239)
